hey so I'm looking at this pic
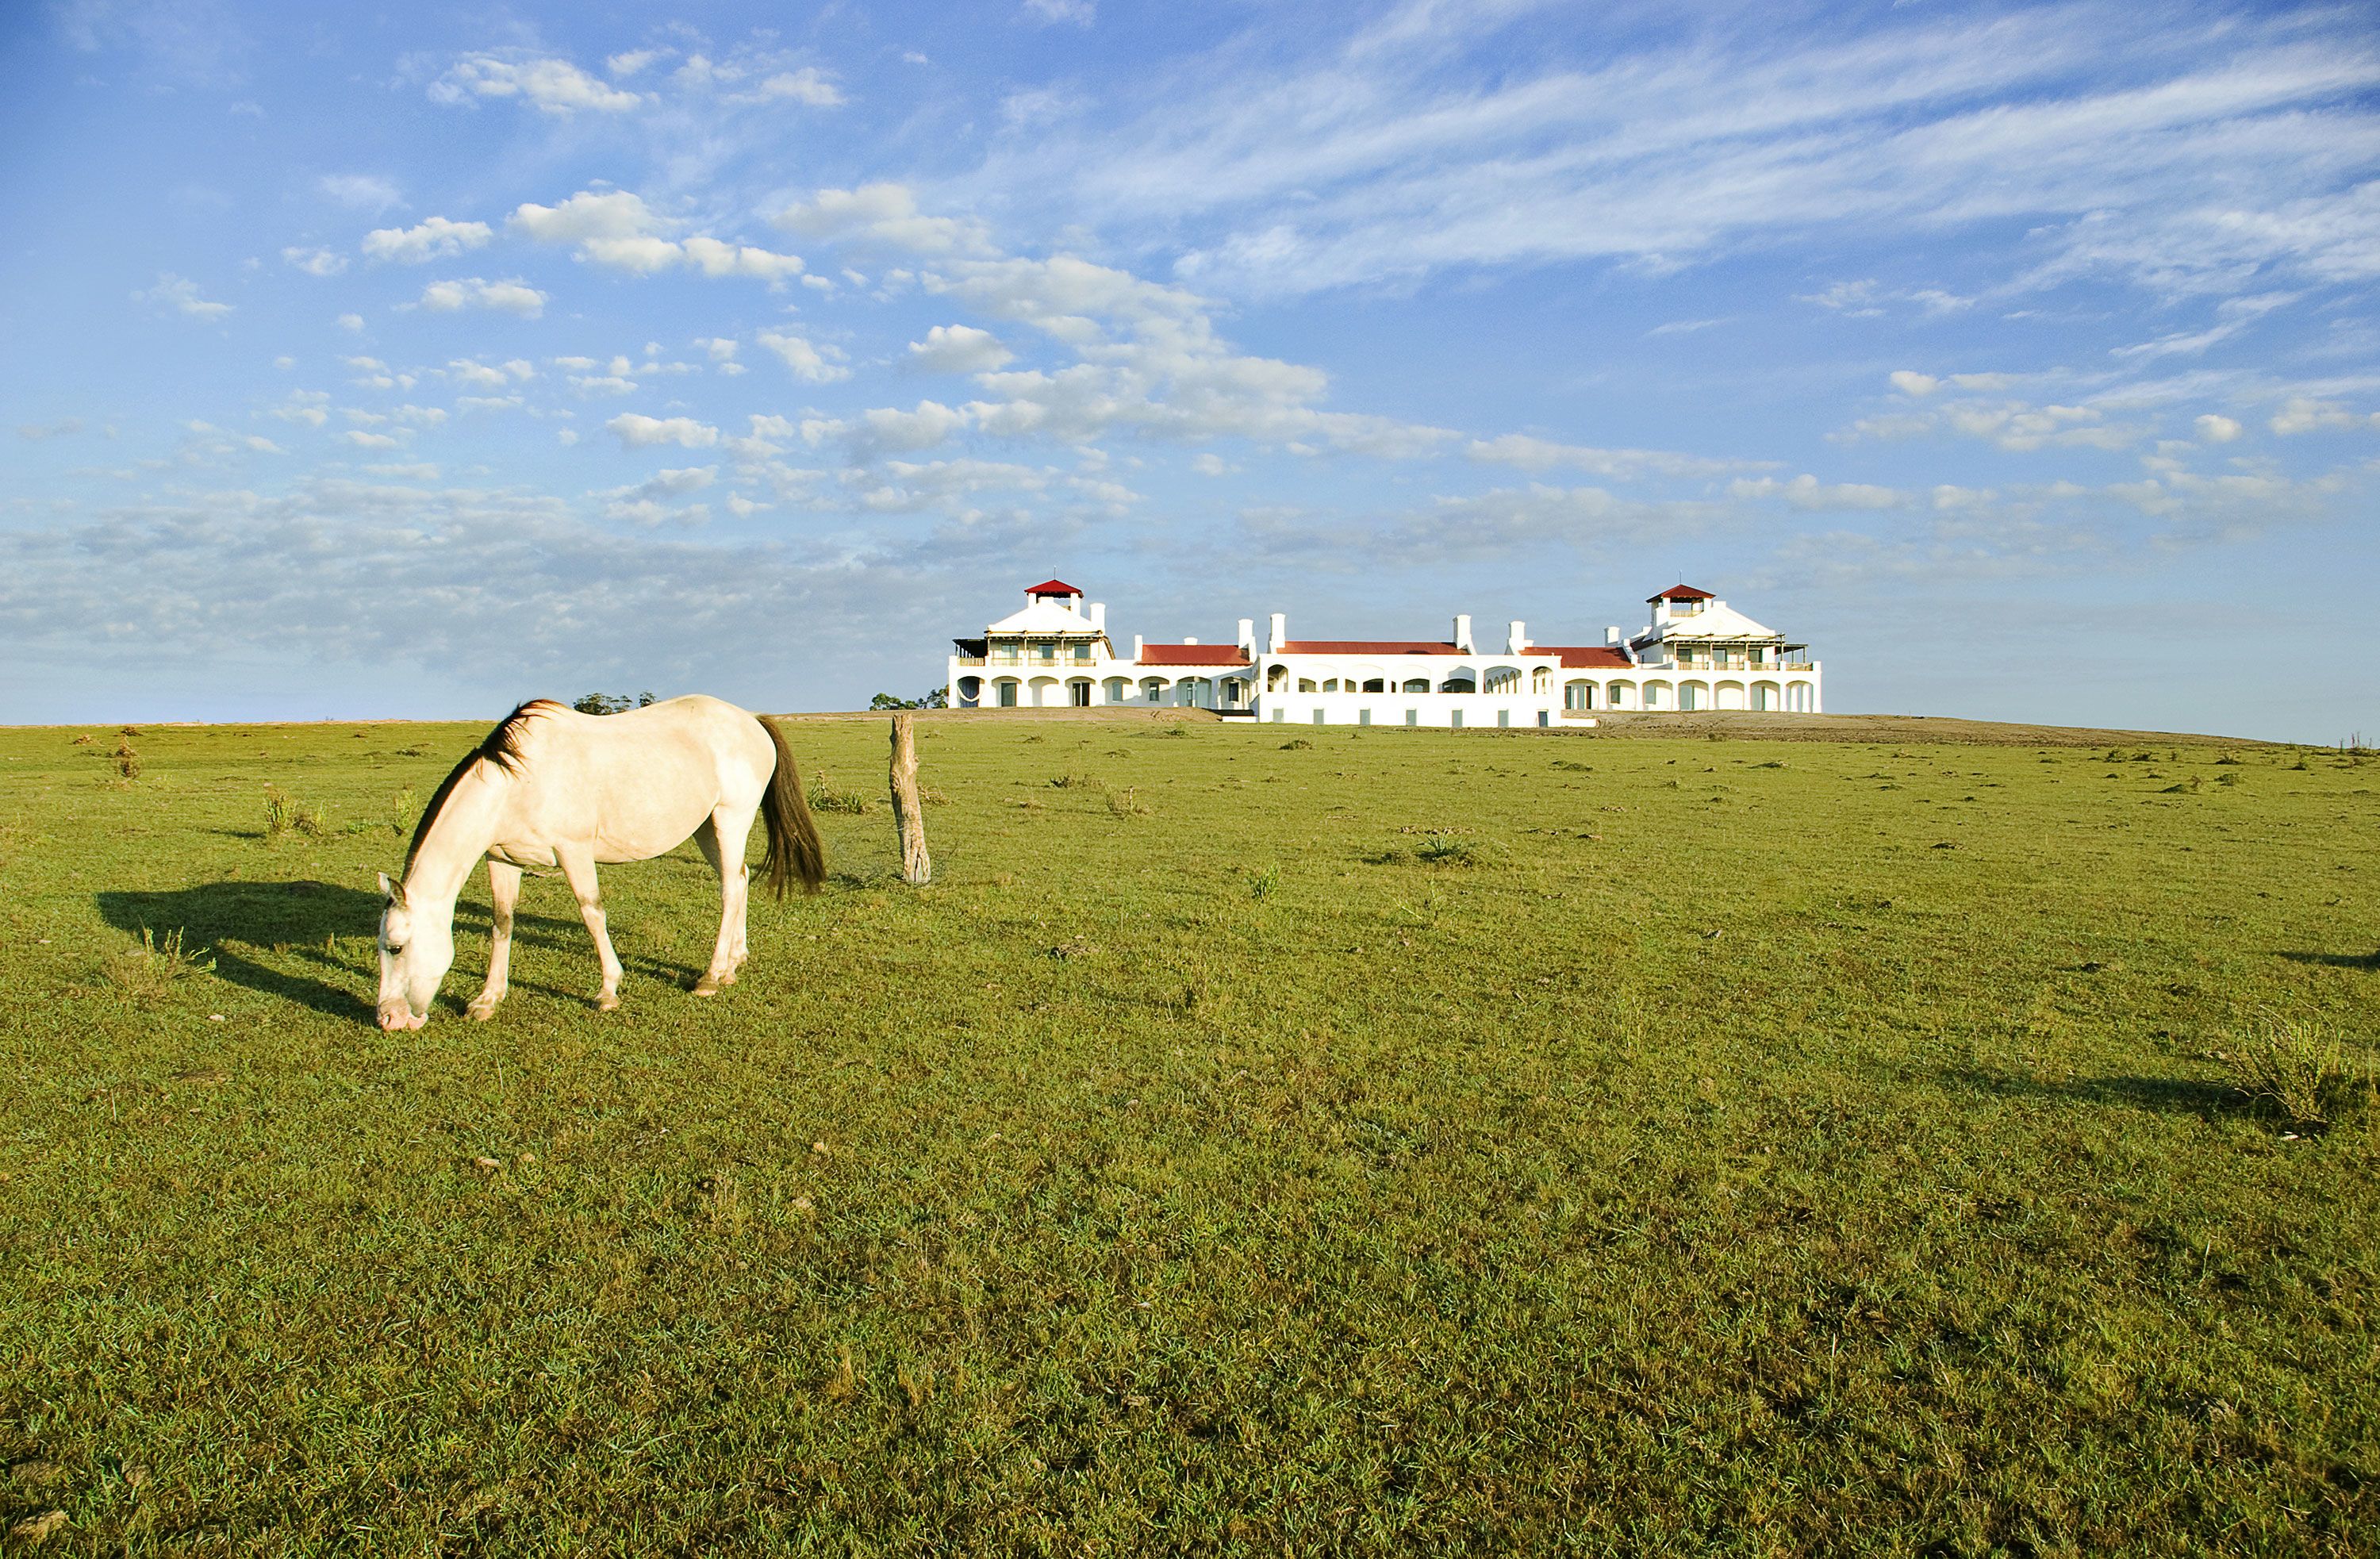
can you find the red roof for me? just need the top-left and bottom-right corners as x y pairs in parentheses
(1025, 578), (1082, 597)
(1138, 643), (1250, 666)
(1542, 646), (1632, 669)
(1276, 640), (1466, 656)
(1649, 585), (1714, 601)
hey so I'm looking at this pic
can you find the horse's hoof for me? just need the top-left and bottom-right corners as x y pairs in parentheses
(691, 979), (722, 998)
(597, 993), (621, 1012)
(466, 1001), (497, 1022)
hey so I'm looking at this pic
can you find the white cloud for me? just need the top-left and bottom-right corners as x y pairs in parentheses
(430, 53), (642, 114)
(608, 413), (720, 449)
(1890, 371), (1939, 397)
(751, 68), (843, 106)
(511, 190), (660, 244)
(2269, 397), (2372, 436)
(1022, 0), (1096, 25)
(1192, 453), (1232, 475)
(336, 312), (364, 332)
(512, 190), (804, 282)
(678, 236), (806, 282)
(418, 277), (547, 317)
(1465, 433), (1766, 480)
(344, 430), (402, 450)
(1729, 474), (1909, 510)
(16, 418), (84, 440)
(980, 6), (2380, 302)
(757, 329), (851, 383)
(271, 391), (329, 428)
(132, 273), (231, 320)
(607, 49), (666, 78)
(2194, 413), (2244, 444)
(447, 356), (535, 390)
(774, 182), (992, 257)
(282, 247), (347, 277)
(363, 217), (493, 263)
(317, 174), (402, 213)
(906, 324), (1015, 374)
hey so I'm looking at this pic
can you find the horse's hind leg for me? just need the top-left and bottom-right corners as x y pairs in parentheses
(692, 807), (751, 997)
(557, 847), (624, 1012)
(467, 860), (522, 1021)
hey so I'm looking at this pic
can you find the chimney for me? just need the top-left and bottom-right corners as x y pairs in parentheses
(1507, 620), (1526, 654)
(1453, 613), (1473, 653)
(1268, 612), (1286, 653)
(1133, 634), (1144, 659)
(1183, 636), (1198, 646)
(1237, 617), (1254, 653)
(1605, 626), (1622, 647)
(1090, 601), (1106, 632)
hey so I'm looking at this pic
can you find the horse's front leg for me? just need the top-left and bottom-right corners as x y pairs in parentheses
(558, 847), (624, 1012)
(467, 860), (522, 1020)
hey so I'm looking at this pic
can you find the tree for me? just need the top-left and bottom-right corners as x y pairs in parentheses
(869, 686), (951, 711)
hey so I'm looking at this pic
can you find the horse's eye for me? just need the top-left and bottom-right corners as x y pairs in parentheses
(386, 944), (403, 956)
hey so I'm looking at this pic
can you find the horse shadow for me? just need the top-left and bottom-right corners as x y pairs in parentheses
(1940, 1067), (2240, 1120)
(2276, 949), (2380, 970)
(97, 880), (385, 1020)
(96, 878), (706, 1021)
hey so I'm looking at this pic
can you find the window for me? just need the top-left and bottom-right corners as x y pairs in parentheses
(1298, 678), (1318, 693)
(1450, 709), (1463, 728)
(1403, 678), (1429, 693)
(998, 682), (1018, 708)
(1322, 678), (1339, 692)
(1038, 642), (1055, 662)
(1498, 709), (1511, 728)
(1404, 708), (1418, 726)
(1312, 709), (1326, 724)
(1073, 643), (1091, 662)
(1359, 708), (1372, 726)
(1271, 708), (1284, 722)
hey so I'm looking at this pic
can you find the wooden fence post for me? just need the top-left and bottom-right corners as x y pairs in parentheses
(889, 712), (931, 885)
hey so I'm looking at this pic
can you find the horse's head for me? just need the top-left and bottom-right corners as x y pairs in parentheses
(375, 872), (453, 1030)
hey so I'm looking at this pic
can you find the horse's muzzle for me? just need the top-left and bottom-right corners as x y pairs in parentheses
(378, 1001), (425, 1032)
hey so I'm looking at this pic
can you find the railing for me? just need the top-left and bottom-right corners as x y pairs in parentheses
(1653, 661), (1816, 674)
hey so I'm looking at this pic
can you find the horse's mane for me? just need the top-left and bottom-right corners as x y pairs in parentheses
(403, 700), (559, 874)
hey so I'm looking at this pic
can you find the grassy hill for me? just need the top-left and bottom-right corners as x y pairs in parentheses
(2, 712), (2374, 1553)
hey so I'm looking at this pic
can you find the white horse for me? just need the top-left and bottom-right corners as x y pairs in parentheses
(374, 696), (823, 1031)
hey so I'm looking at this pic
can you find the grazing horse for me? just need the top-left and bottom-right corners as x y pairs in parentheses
(374, 696), (824, 1031)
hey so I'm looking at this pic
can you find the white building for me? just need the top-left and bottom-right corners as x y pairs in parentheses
(946, 578), (1821, 725)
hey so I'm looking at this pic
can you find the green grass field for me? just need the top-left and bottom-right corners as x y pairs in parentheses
(2, 712), (2375, 1554)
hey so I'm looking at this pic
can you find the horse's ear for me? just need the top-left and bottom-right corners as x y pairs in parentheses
(378, 872), (401, 904)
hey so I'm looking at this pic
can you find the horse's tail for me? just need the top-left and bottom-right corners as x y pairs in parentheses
(757, 716), (827, 898)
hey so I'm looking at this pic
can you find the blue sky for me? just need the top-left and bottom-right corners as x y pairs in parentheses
(2, 0), (2374, 739)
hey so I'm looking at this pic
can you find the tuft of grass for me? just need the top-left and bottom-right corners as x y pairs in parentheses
(1049, 772), (1092, 789)
(1280, 738), (1313, 751)
(386, 785), (419, 837)
(1102, 783), (1150, 818)
(1416, 833), (1477, 866)
(2225, 1016), (2367, 1128)
(105, 927), (213, 1001)
(1247, 864), (1280, 900)
(807, 779), (873, 814)
(263, 785), (329, 839)
(113, 739), (140, 781)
